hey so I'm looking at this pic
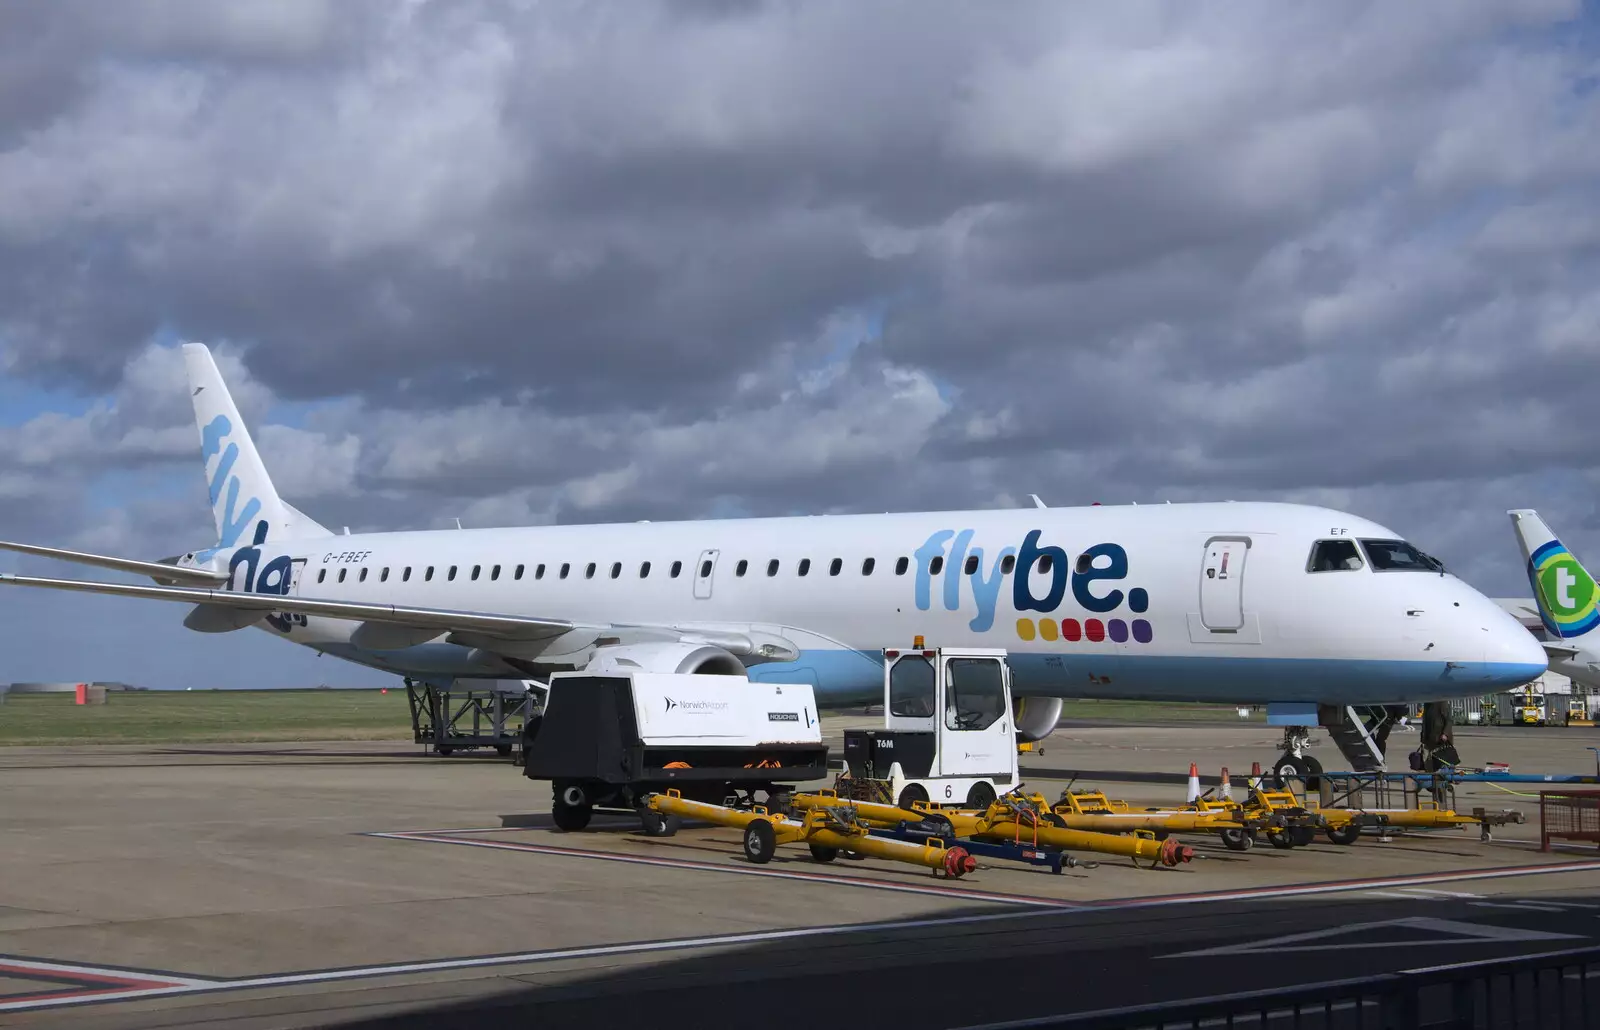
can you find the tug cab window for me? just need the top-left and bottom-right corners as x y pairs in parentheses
(1360, 539), (1445, 573)
(1308, 539), (1364, 572)
(888, 655), (935, 718)
(945, 658), (1006, 732)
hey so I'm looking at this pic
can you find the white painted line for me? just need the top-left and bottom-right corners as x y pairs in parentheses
(1163, 917), (1583, 958)
(1393, 887), (1479, 898)
(1469, 900), (1581, 912)
(366, 831), (1078, 910)
(0, 909), (1040, 1013)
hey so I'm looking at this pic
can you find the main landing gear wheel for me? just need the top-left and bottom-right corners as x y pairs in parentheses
(743, 820), (777, 864)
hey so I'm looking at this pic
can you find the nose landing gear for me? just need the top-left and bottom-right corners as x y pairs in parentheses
(1271, 727), (1324, 791)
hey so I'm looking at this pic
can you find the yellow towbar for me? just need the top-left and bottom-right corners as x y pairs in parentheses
(647, 790), (977, 878)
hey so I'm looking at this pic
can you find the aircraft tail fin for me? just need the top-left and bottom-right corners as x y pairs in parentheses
(1508, 508), (1599, 640)
(183, 343), (331, 550)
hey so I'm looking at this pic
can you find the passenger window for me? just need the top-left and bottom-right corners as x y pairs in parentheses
(359, 568), (368, 582)
(1001, 555), (1015, 574)
(560, 563), (570, 579)
(798, 558), (811, 576)
(767, 559), (779, 577)
(736, 559), (748, 577)
(964, 555), (979, 575)
(1075, 553), (1093, 574)
(862, 557), (875, 575)
(829, 558), (842, 576)
(403, 567), (411, 582)
(492, 564), (501, 581)
(1037, 555), (1052, 573)
(610, 562), (621, 579)
(449, 566), (458, 581)
(536, 564), (545, 580)
(471, 565), (481, 581)
(895, 557), (909, 575)
(338, 569), (347, 583)
(585, 563), (596, 579)
(670, 560), (682, 578)
(930, 556), (944, 575)
(700, 560), (712, 578)
(945, 658), (1006, 732)
(889, 655), (936, 719)
(514, 564), (524, 580)
(640, 561), (651, 578)
(318, 569), (326, 584)
(380, 567), (389, 582)
(1308, 539), (1365, 573)
(425, 566), (434, 581)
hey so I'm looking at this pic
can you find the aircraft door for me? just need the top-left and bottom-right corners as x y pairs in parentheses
(937, 654), (1012, 780)
(289, 558), (307, 595)
(693, 548), (719, 600)
(1199, 537), (1249, 632)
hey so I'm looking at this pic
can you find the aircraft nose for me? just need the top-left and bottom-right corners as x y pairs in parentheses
(1479, 604), (1548, 687)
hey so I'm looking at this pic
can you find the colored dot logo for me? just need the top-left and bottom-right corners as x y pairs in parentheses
(1017, 617), (1153, 644)
(1530, 541), (1600, 638)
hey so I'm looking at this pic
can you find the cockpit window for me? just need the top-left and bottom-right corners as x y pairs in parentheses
(1308, 539), (1364, 572)
(1359, 539), (1445, 573)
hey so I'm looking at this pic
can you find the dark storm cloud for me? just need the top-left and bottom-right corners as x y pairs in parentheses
(1, 0), (1598, 616)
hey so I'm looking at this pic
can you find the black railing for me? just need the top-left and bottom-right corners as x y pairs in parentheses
(955, 943), (1600, 1029)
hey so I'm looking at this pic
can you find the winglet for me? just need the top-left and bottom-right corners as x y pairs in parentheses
(1509, 508), (1599, 640)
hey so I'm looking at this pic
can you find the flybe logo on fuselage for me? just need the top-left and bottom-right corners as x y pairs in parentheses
(914, 529), (1151, 635)
(1529, 539), (1599, 638)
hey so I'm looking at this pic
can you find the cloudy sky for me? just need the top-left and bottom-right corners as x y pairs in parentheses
(2, 0), (1598, 690)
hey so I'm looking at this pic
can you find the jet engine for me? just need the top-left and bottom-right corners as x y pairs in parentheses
(584, 641), (748, 677)
(1013, 695), (1064, 743)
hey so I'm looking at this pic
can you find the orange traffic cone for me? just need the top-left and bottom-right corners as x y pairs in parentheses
(1219, 767), (1232, 802)
(1250, 761), (1263, 792)
(1186, 762), (1201, 803)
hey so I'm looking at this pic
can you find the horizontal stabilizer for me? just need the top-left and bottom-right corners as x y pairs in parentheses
(0, 540), (227, 585)
(1543, 641), (1584, 659)
(0, 573), (578, 642)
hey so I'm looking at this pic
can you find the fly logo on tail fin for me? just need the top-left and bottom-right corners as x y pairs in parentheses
(201, 414), (263, 552)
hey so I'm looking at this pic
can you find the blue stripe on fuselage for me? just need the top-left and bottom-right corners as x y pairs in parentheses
(317, 640), (1541, 707)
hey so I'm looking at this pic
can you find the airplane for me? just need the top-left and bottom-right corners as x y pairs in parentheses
(0, 343), (1546, 779)
(1502, 508), (1600, 690)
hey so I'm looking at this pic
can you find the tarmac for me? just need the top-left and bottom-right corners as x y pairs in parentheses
(2, 718), (1598, 1028)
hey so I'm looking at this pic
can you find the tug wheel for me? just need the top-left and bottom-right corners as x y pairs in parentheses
(1290, 826), (1317, 847)
(1219, 828), (1255, 852)
(965, 782), (997, 810)
(897, 784), (929, 812)
(551, 801), (592, 832)
(808, 843), (839, 863)
(1267, 831), (1298, 850)
(1325, 824), (1362, 846)
(743, 820), (777, 864)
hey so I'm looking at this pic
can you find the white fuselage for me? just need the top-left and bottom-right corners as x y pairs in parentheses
(211, 500), (1545, 707)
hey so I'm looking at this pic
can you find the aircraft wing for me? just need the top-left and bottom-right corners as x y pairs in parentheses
(0, 540), (228, 585)
(0, 573), (576, 642)
(0, 572), (800, 662)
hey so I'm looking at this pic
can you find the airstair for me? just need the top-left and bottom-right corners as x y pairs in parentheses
(1317, 704), (1399, 773)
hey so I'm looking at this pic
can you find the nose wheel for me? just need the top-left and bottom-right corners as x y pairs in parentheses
(1269, 726), (1323, 792)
